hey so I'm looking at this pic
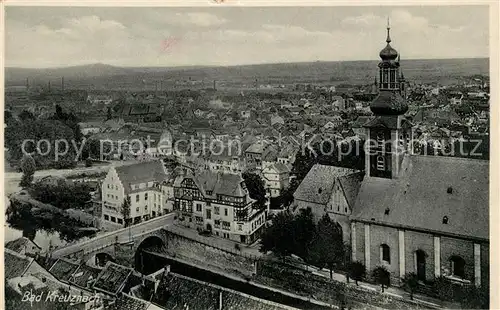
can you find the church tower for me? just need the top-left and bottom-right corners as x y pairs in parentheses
(364, 18), (412, 179)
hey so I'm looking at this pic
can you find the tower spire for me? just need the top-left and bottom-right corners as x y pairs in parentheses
(386, 17), (391, 43)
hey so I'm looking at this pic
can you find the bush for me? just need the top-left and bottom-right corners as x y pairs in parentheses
(85, 158), (93, 167)
(401, 272), (419, 300)
(348, 261), (366, 285)
(372, 266), (391, 292)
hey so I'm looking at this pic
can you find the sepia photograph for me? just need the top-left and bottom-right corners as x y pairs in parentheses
(2, 2), (495, 309)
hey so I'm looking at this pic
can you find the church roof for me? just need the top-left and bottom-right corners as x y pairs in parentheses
(352, 155), (489, 241)
(293, 164), (361, 206)
(370, 91), (408, 116)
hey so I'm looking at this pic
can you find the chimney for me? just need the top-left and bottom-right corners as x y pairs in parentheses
(219, 290), (223, 310)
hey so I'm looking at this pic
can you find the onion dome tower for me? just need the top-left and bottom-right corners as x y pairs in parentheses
(364, 18), (412, 180)
(370, 18), (408, 115)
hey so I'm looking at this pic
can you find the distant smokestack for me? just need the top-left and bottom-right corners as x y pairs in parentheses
(48, 81), (51, 92)
(219, 291), (223, 310)
(61, 77), (65, 92)
(155, 81), (158, 93)
(26, 78), (29, 90)
(213, 80), (216, 90)
(160, 80), (162, 92)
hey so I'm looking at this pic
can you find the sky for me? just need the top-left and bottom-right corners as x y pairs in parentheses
(5, 5), (490, 68)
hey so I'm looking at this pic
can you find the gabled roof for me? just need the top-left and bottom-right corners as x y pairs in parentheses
(114, 160), (168, 194)
(93, 261), (133, 295)
(6, 237), (41, 253)
(293, 164), (360, 205)
(175, 170), (248, 199)
(48, 258), (80, 282)
(352, 155), (489, 241)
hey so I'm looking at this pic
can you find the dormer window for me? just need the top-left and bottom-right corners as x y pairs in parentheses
(447, 187), (453, 194)
(442, 216), (449, 224)
(384, 208), (390, 215)
(318, 188), (322, 194)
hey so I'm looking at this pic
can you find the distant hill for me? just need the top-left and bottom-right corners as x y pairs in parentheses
(5, 58), (489, 90)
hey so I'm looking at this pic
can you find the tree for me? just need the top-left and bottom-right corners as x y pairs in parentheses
(242, 172), (266, 209)
(373, 266), (391, 293)
(106, 107), (113, 120)
(402, 272), (419, 300)
(309, 214), (344, 278)
(292, 208), (316, 261)
(19, 110), (35, 122)
(348, 261), (366, 285)
(121, 196), (132, 227)
(259, 211), (295, 259)
(19, 154), (36, 188)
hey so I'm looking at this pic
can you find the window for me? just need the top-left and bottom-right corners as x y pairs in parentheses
(450, 256), (465, 278)
(238, 224), (243, 231)
(380, 244), (390, 264)
(136, 195), (139, 202)
(107, 184), (110, 189)
(442, 216), (449, 224)
(117, 218), (123, 224)
(111, 216), (116, 223)
(207, 191), (213, 195)
(196, 216), (203, 224)
(145, 193), (148, 200)
(224, 208), (228, 216)
(222, 221), (230, 230)
(206, 209), (212, 220)
(214, 207), (220, 215)
(376, 155), (385, 171)
(214, 220), (221, 228)
(196, 204), (202, 212)
(104, 215), (109, 221)
(145, 205), (148, 210)
(376, 132), (385, 150)
(136, 207), (139, 212)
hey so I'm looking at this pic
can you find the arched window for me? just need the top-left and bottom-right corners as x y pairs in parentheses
(380, 244), (390, 264)
(450, 256), (465, 278)
(376, 155), (385, 171)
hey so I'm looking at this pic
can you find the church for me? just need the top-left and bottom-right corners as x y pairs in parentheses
(350, 22), (489, 288)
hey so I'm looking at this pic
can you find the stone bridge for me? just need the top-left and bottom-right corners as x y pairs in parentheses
(50, 213), (175, 267)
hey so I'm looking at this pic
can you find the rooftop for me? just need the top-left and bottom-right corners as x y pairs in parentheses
(93, 261), (134, 295)
(293, 164), (362, 206)
(352, 155), (489, 240)
(114, 160), (168, 194)
(4, 248), (34, 280)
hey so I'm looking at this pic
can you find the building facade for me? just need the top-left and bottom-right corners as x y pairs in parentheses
(101, 160), (168, 227)
(173, 171), (266, 244)
(351, 23), (489, 288)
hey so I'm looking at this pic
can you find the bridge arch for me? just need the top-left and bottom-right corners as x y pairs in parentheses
(135, 235), (167, 274)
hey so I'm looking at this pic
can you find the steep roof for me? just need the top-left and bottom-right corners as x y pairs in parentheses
(352, 155), (489, 241)
(107, 294), (151, 310)
(293, 164), (360, 205)
(48, 258), (80, 282)
(177, 171), (248, 199)
(114, 160), (168, 194)
(5, 237), (41, 253)
(4, 249), (34, 280)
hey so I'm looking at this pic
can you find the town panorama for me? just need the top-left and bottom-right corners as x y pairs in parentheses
(4, 5), (491, 310)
